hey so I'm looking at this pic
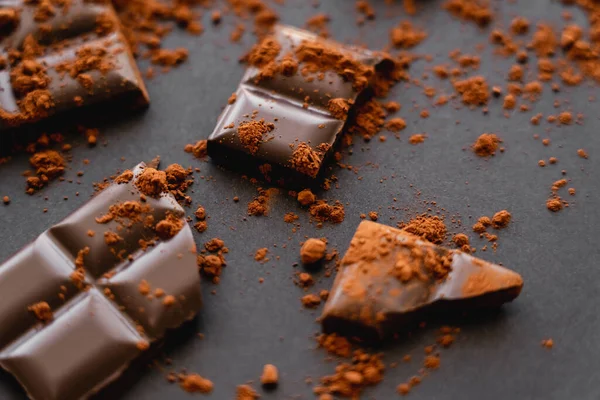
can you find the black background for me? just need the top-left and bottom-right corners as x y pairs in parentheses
(1, 0), (599, 399)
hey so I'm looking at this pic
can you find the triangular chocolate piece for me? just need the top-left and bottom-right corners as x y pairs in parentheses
(321, 221), (523, 340)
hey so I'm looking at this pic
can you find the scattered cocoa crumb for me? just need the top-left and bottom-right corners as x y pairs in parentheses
(472, 133), (501, 157)
(301, 293), (321, 308)
(491, 210), (511, 229)
(236, 384), (260, 400)
(386, 118), (407, 132)
(409, 134), (427, 144)
(546, 197), (563, 212)
(135, 168), (167, 197)
(390, 21), (427, 49)
(301, 238), (327, 264)
(261, 364), (279, 386)
(400, 215), (447, 244)
(255, 248), (269, 262)
(180, 374), (214, 394)
(309, 200), (345, 224)
(28, 301), (53, 322)
(298, 189), (317, 206)
(541, 339), (554, 349)
(454, 76), (489, 105)
(185, 140), (208, 159)
(577, 149), (588, 159)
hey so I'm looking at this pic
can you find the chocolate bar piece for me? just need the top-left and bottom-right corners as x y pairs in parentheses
(0, 0), (149, 129)
(208, 25), (383, 186)
(321, 221), (523, 340)
(0, 162), (201, 400)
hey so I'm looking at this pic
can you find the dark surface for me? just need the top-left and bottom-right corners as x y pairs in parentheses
(0, 0), (599, 399)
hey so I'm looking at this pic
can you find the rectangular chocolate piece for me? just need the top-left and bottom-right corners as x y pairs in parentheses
(0, 162), (202, 400)
(321, 221), (523, 341)
(208, 25), (383, 186)
(0, 0), (149, 129)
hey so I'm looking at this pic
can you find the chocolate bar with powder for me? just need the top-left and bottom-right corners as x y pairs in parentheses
(0, 0), (149, 130)
(208, 25), (388, 186)
(321, 221), (524, 340)
(0, 161), (201, 400)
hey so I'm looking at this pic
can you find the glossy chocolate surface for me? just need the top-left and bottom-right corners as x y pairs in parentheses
(0, 0), (148, 129)
(0, 162), (201, 400)
(321, 221), (524, 341)
(207, 25), (381, 185)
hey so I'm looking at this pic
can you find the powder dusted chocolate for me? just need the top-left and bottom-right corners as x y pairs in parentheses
(237, 119), (275, 155)
(289, 142), (329, 178)
(348, 99), (386, 140)
(472, 133), (501, 157)
(321, 221), (523, 340)
(301, 238), (327, 264)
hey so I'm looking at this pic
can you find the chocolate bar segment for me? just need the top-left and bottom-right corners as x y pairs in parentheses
(0, 162), (202, 399)
(0, 0), (149, 129)
(321, 221), (524, 340)
(208, 25), (382, 185)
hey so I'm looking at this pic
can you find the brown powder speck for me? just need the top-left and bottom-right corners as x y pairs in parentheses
(328, 98), (351, 120)
(238, 119), (275, 155)
(104, 231), (123, 245)
(390, 21), (427, 49)
(424, 355), (440, 370)
(301, 238), (327, 264)
(541, 339), (554, 349)
(228, 92), (237, 105)
(309, 200), (345, 224)
(301, 293), (321, 308)
(491, 210), (511, 229)
(386, 118), (407, 132)
(400, 215), (447, 244)
(453, 233), (470, 248)
(255, 248), (268, 262)
(511, 17), (530, 35)
(248, 188), (275, 216)
(2, 196), (10, 205)
(261, 364), (279, 386)
(28, 301), (53, 322)
(472, 133), (501, 157)
(577, 149), (588, 159)
(180, 374), (214, 394)
(443, 0), (492, 27)
(135, 168), (167, 197)
(284, 212), (299, 223)
(185, 140), (208, 159)
(290, 142), (326, 178)
(546, 197), (564, 212)
(454, 76), (489, 105)
(409, 134), (427, 144)
(298, 189), (317, 206)
(236, 384), (260, 400)
(349, 99), (386, 140)
(138, 279), (151, 296)
(155, 213), (184, 239)
(162, 295), (176, 307)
